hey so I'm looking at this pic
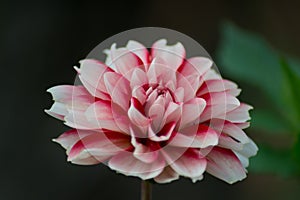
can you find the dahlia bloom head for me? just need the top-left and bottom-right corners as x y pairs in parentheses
(46, 39), (258, 184)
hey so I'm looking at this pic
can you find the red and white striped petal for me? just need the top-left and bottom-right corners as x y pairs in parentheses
(154, 166), (179, 184)
(128, 97), (150, 127)
(170, 124), (218, 148)
(108, 151), (165, 180)
(53, 129), (95, 153)
(147, 57), (176, 86)
(130, 68), (148, 89)
(163, 102), (182, 125)
(148, 121), (176, 142)
(45, 102), (68, 120)
(148, 96), (166, 131)
(223, 103), (253, 123)
(110, 44), (144, 79)
(180, 98), (206, 128)
(126, 40), (150, 67)
(85, 100), (127, 132)
(104, 72), (131, 111)
(197, 79), (240, 97)
(178, 57), (212, 78)
(200, 92), (240, 122)
(76, 59), (112, 97)
(130, 134), (159, 163)
(68, 131), (131, 165)
(64, 110), (100, 130)
(151, 39), (185, 70)
(206, 147), (246, 184)
(162, 147), (207, 179)
(212, 120), (249, 144)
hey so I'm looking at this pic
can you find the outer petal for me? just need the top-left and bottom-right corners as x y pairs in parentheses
(211, 120), (249, 144)
(130, 132), (159, 163)
(170, 124), (218, 148)
(68, 131), (131, 165)
(177, 57), (213, 77)
(197, 79), (241, 97)
(126, 40), (150, 67)
(200, 92), (240, 122)
(206, 147), (246, 184)
(53, 129), (95, 153)
(108, 152), (165, 180)
(222, 103), (253, 123)
(64, 110), (101, 130)
(110, 44), (144, 79)
(162, 147), (207, 179)
(45, 85), (94, 120)
(151, 39), (185, 70)
(75, 59), (112, 98)
(154, 166), (179, 184)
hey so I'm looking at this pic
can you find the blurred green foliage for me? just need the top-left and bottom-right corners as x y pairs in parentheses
(216, 22), (300, 176)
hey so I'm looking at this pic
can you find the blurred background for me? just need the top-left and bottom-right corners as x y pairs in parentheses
(1, 0), (300, 199)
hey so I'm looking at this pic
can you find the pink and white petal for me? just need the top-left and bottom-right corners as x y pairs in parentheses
(180, 98), (206, 128)
(178, 57), (213, 77)
(206, 147), (247, 184)
(104, 72), (131, 111)
(147, 57), (176, 86)
(211, 120), (249, 144)
(223, 103), (253, 123)
(108, 152), (165, 180)
(126, 40), (150, 67)
(163, 102), (182, 124)
(200, 93), (240, 122)
(236, 138), (258, 158)
(68, 132), (130, 165)
(170, 125), (218, 148)
(202, 69), (222, 81)
(85, 101), (125, 132)
(218, 134), (244, 151)
(148, 96), (166, 131)
(176, 73), (199, 101)
(174, 87), (184, 102)
(148, 121), (176, 142)
(151, 39), (185, 70)
(53, 129), (95, 152)
(76, 59), (112, 94)
(131, 136), (159, 163)
(154, 166), (179, 184)
(45, 102), (68, 120)
(128, 97), (150, 127)
(64, 110), (100, 130)
(110, 44), (144, 79)
(103, 48), (117, 70)
(162, 147), (207, 178)
(234, 152), (249, 168)
(197, 79), (239, 97)
(130, 68), (148, 89)
(132, 86), (147, 105)
(47, 85), (89, 102)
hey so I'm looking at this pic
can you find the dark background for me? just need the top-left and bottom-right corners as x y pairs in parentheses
(1, 0), (300, 199)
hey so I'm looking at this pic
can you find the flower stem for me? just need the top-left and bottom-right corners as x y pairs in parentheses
(141, 180), (152, 200)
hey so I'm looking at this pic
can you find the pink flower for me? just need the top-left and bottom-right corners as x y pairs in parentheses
(46, 39), (257, 184)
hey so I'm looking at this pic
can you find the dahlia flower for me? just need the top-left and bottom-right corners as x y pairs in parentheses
(46, 39), (257, 184)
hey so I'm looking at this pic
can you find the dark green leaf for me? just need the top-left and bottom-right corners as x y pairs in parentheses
(216, 22), (282, 108)
(281, 59), (300, 131)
